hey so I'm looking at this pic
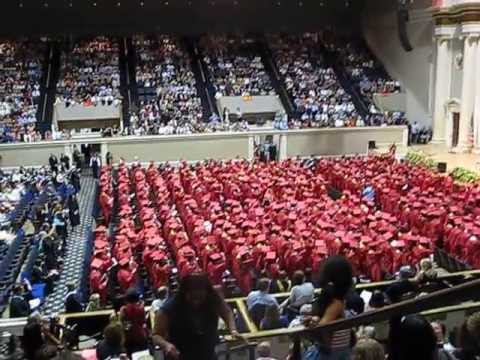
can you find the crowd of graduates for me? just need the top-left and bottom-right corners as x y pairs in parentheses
(89, 152), (480, 311)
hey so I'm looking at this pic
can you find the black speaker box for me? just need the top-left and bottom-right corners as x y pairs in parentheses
(437, 162), (447, 173)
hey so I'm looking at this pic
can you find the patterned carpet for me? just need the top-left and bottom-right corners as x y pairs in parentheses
(43, 176), (97, 315)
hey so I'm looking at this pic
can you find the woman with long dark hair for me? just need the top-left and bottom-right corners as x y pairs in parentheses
(153, 272), (241, 360)
(304, 255), (355, 359)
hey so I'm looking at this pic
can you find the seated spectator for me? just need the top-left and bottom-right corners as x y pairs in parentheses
(201, 35), (275, 97)
(345, 289), (365, 316)
(85, 293), (101, 312)
(247, 278), (279, 311)
(96, 322), (127, 360)
(256, 341), (278, 360)
(64, 282), (83, 313)
(415, 258), (438, 284)
(454, 312), (480, 360)
(9, 284), (30, 318)
(280, 270), (315, 318)
(288, 304), (312, 329)
(151, 286), (169, 313)
(385, 266), (417, 303)
(260, 304), (288, 330)
(389, 314), (437, 360)
(366, 291), (386, 311)
(352, 338), (385, 360)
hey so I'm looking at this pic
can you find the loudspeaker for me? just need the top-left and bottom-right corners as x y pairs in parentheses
(437, 162), (447, 173)
(397, 1), (413, 52)
(368, 141), (376, 150)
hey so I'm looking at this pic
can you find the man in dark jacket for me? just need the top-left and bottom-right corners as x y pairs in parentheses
(68, 195), (80, 229)
(64, 282), (83, 313)
(9, 285), (30, 318)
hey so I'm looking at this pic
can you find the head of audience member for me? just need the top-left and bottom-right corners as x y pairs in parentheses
(318, 255), (353, 300)
(417, 258), (437, 283)
(156, 286), (169, 301)
(391, 314), (437, 360)
(368, 291), (385, 310)
(431, 321), (446, 346)
(398, 265), (414, 280)
(103, 322), (125, 351)
(352, 338), (385, 360)
(257, 341), (274, 359)
(125, 288), (141, 304)
(292, 270), (306, 287)
(257, 278), (271, 294)
(457, 312), (480, 359)
(177, 272), (221, 310)
(346, 289), (365, 316)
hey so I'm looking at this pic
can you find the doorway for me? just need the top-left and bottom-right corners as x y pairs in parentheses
(452, 112), (460, 148)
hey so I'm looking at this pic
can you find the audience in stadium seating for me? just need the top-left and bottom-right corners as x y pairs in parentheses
(129, 35), (204, 135)
(0, 40), (44, 143)
(5, 163), (81, 318)
(201, 34), (275, 97)
(269, 33), (360, 127)
(56, 36), (122, 108)
(325, 36), (401, 106)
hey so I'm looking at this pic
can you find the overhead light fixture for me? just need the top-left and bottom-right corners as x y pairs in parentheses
(117, 1), (121, 6)
(140, 1), (144, 6)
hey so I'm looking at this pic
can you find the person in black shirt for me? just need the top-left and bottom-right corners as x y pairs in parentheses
(67, 194), (80, 229)
(153, 272), (242, 360)
(64, 282), (83, 313)
(9, 284), (30, 318)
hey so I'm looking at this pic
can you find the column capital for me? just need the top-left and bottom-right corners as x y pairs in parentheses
(461, 22), (480, 37)
(434, 24), (456, 39)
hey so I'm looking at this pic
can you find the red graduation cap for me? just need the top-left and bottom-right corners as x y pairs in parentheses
(91, 258), (103, 269)
(94, 226), (107, 233)
(265, 252), (277, 261)
(119, 258), (129, 267)
(391, 240), (406, 248)
(152, 251), (167, 262)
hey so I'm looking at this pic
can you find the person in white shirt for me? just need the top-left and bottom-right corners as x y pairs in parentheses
(280, 270), (315, 311)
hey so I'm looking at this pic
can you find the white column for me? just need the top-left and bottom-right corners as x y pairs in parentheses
(279, 134), (288, 160)
(100, 142), (108, 165)
(455, 34), (478, 152)
(247, 136), (255, 160)
(474, 39), (480, 153)
(432, 30), (454, 143)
